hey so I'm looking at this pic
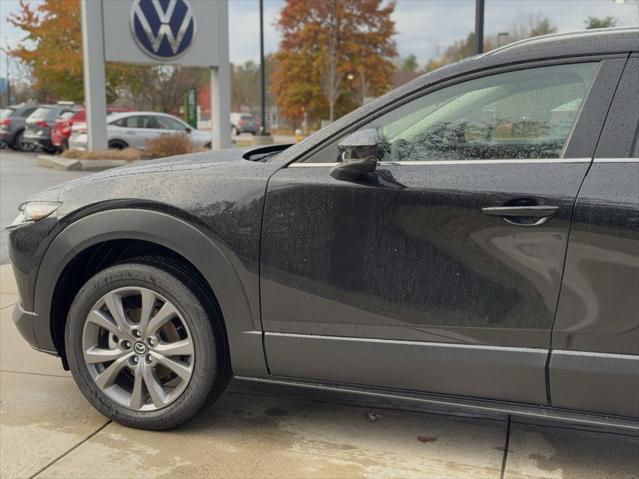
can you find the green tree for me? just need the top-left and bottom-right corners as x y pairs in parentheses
(401, 54), (419, 72)
(231, 61), (260, 112)
(529, 17), (557, 37)
(584, 16), (618, 29)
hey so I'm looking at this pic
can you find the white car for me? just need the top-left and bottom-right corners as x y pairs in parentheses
(69, 111), (212, 150)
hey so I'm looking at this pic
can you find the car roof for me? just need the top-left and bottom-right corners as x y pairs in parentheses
(107, 111), (180, 121)
(380, 27), (639, 113)
(485, 26), (638, 58)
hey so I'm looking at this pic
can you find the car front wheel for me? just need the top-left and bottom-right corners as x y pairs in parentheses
(65, 260), (229, 430)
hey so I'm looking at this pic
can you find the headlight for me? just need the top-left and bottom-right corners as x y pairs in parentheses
(7, 201), (62, 230)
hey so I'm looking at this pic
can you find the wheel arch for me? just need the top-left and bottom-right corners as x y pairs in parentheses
(35, 208), (267, 376)
(10, 127), (25, 145)
(108, 138), (129, 149)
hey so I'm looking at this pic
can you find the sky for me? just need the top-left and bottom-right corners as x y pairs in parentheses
(1, 0), (638, 78)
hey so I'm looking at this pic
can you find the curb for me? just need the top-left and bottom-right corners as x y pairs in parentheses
(37, 155), (132, 172)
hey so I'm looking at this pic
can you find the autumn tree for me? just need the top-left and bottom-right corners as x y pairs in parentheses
(272, 0), (397, 124)
(123, 65), (206, 114)
(6, 0), (143, 103)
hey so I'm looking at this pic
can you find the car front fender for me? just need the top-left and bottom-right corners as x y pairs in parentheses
(33, 208), (267, 376)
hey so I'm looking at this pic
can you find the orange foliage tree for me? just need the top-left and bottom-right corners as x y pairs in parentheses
(6, 0), (140, 103)
(272, 0), (397, 124)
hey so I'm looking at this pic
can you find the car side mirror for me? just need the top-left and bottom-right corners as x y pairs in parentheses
(185, 127), (192, 134)
(330, 128), (379, 181)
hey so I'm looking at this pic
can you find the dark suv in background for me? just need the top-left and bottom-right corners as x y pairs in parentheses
(0, 104), (40, 151)
(23, 104), (77, 153)
(7, 28), (639, 431)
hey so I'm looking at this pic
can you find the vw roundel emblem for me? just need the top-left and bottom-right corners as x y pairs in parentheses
(130, 0), (196, 60)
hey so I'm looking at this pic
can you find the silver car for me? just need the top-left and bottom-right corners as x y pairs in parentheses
(69, 111), (212, 150)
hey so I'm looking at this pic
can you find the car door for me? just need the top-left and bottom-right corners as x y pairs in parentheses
(113, 115), (152, 149)
(260, 58), (626, 404)
(550, 55), (639, 418)
(152, 115), (193, 141)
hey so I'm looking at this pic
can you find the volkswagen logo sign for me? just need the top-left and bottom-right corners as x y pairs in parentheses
(130, 0), (196, 60)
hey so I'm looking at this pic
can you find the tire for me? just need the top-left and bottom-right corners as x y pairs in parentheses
(65, 261), (229, 430)
(108, 140), (128, 150)
(13, 130), (36, 152)
(232, 126), (240, 136)
(41, 146), (57, 154)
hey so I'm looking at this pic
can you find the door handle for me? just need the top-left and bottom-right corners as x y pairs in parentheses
(482, 205), (559, 226)
(481, 206), (559, 218)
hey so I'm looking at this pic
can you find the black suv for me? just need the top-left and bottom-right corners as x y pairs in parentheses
(8, 28), (639, 431)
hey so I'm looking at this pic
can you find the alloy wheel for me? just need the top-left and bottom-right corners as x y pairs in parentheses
(82, 287), (195, 411)
(17, 133), (36, 152)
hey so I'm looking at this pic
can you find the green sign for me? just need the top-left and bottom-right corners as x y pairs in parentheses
(184, 88), (197, 128)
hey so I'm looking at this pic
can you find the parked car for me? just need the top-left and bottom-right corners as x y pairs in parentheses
(23, 104), (78, 153)
(7, 28), (639, 431)
(69, 111), (211, 150)
(230, 112), (258, 135)
(51, 107), (130, 151)
(0, 104), (40, 151)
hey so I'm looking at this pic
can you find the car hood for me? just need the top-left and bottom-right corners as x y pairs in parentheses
(60, 148), (252, 190)
(52, 146), (287, 225)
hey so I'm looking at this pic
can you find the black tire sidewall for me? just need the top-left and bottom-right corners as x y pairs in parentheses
(11, 130), (25, 151)
(108, 141), (127, 150)
(65, 263), (224, 430)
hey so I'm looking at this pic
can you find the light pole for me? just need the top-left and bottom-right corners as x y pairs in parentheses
(254, 0), (273, 144)
(259, 0), (267, 135)
(475, 0), (485, 55)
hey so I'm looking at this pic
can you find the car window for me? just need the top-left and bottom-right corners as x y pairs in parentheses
(155, 115), (186, 130)
(21, 107), (37, 117)
(30, 107), (52, 119)
(113, 115), (150, 128)
(293, 63), (594, 165)
(370, 63), (599, 161)
(0, 108), (14, 118)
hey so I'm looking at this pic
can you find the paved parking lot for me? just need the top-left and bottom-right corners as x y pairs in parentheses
(1, 264), (638, 478)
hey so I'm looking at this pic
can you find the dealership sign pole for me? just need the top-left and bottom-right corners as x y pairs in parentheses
(81, 0), (231, 150)
(81, 0), (108, 150)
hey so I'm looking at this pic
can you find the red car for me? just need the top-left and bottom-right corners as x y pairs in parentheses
(51, 107), (130, 151)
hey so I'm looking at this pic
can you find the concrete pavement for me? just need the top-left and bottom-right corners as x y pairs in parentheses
(1, 264), (638, 478)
